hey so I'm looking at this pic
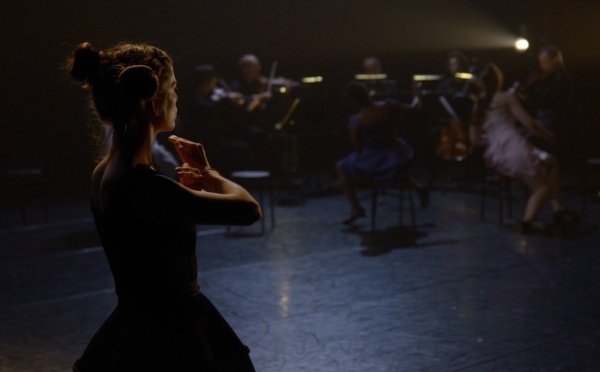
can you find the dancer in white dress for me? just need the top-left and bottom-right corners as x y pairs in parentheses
(469, 63), (580, 232)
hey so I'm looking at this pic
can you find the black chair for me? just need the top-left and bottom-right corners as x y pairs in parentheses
(580, 157), (600, 213)
(480, 167), (528, 225)
(226, 170), (275, 236)
(368, 171), (417, 232)
(4, 168), (48, 226)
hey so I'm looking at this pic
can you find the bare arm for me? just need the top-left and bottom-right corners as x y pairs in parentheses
(396, 81), (422, 113)
(468, 122), (489, 150)
(165, 135), (262, 225)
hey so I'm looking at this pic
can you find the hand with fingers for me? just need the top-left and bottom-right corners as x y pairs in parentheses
(174, 162), (205, 190)
(168, 135), (211, 171)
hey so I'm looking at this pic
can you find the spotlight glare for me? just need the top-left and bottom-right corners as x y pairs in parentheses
(515, 37), (529, 52)
(301, 76), (323, 83)
(413, 74), (443, 82)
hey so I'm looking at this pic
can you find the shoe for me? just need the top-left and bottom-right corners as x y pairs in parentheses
(553, 209), (583, 225)
(516, 220), (545, 235)
(521, 221), (535, 234)
(418, 188), (430, 208)
(343, 208), (366, 225)
(592, 191), (600, 204)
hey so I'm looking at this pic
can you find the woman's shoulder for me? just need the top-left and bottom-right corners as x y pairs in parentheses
(95, 163), (166, 212)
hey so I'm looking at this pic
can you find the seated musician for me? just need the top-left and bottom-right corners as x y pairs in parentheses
(432, 51), (477, 163)
(228, 54), (298, 171)
(185, 64), (246, 173)
(357, 56), (399, 99)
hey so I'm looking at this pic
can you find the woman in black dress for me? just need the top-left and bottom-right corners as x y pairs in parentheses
(66, 41), (261, 371)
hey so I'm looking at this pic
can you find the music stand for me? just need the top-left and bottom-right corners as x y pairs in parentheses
(271, 98), (304, 205)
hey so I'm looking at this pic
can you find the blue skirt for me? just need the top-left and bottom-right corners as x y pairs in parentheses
(339, 137), (414, 182)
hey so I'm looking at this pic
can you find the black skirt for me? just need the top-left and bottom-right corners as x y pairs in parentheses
(73, 292), (255, 372)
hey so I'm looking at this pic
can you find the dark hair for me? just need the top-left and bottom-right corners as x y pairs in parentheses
(345, 81), (371, 107)
(446, 50), (469, 71)
(539, 44), (564, 63)
(195, 64), (218, 85)
(471, 63), (502, 127)
(65, 41), (172, 160)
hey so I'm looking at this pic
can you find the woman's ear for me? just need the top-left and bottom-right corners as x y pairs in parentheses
(150, 99), (160, 118)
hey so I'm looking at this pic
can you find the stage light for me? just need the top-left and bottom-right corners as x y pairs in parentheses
(454, 72), (474, 80)
(515, 37), (529, 52)
(355, 73), (388, 80)
(412, 74), (443, 82)
(301, 76), (323, 84)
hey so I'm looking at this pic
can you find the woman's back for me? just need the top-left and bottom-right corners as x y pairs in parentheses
(354, 99), (399, 148)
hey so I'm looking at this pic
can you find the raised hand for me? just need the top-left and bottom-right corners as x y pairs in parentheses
(175, 162), (204, 190)
(168, 135), (211, 171)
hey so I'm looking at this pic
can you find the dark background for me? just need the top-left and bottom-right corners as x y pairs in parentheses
(2, 0), (599, 201)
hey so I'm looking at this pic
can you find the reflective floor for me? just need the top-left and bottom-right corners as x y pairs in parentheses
(1, 171), (599, 371)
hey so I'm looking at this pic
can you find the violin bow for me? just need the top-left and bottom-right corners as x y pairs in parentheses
(438, 95), (459, 119)
(267, 60), (278, 93)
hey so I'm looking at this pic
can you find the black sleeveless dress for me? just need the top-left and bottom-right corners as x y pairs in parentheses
(73, 165), (255, 372)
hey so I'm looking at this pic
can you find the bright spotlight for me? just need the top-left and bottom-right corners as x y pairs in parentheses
(514, 37), (529, 52)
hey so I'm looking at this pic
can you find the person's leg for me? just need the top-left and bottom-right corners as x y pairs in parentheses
(335, 161), (365, 222)
(548, 158), (566, 212)
(408, 176), (430, 208)
(523, 184), (552, 223)
(522, 155), (580, 226)
(545, 158), (582, 223)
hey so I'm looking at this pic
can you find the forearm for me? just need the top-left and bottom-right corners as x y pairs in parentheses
(530, 120), (554, 140)
(399, 95), (421, 112)
(200, 170), (256, 201)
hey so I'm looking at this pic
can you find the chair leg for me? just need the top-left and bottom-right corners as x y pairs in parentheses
(498, 177), (504, 225)
(259, 187), (265, 235)
(481, 169), (512, 225)
(398, 184), (404, 226)
(268, 175), (275, 228)
(507, 178), (513, 220)
(371, 186), (379, 232)
(480, 167), (486, 221)
(397, 177), (416, 229)
(408, 184), (416, 229)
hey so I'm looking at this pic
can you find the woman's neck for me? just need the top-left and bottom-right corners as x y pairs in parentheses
(110, 127), (156, 168)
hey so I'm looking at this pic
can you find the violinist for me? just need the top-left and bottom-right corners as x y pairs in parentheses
(194, 64), (243, 112)
(229, 54), (297, 113)
(357, 56), (399, 99)
(228, 54), (299, 171)
(513, 45), (574, 160)
(186, 64), (245, 173)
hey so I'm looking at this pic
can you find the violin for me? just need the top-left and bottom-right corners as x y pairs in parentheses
(246, 61), (299, 112)
(210, 81), (244, 106)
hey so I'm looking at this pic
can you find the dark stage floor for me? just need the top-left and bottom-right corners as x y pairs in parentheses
(1, 170), (600, 371)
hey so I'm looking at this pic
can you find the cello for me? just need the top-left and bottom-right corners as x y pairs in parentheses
(435, 95), (469, 161)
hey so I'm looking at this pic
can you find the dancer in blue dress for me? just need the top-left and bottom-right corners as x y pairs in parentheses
(336, 82), (429, 224)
